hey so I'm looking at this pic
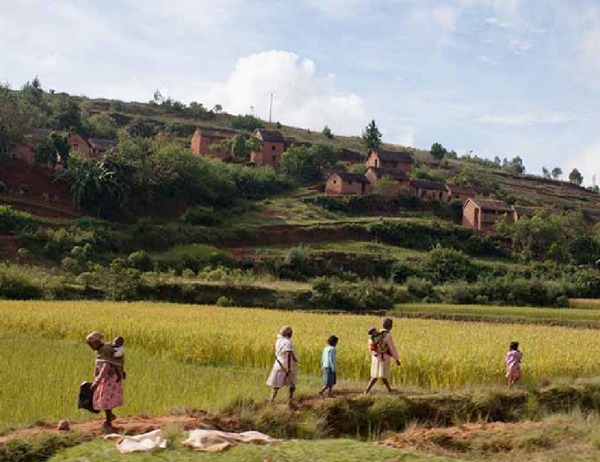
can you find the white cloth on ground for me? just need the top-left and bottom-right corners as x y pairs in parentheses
(182, 429), (279, 452)
(104, 429), (167, 453)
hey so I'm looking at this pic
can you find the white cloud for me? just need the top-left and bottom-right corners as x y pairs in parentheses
(386, 126), (416, 147)
(509, 39), (531, 54)
(484, 16), (511, 28)
(300, 0), (363, 18)
(475, 112), (574, 126)
(576, 29), (600, 90)
(432, 5), (458, 32)
(565, 139), (600, 187)
(210, 51), (365, 135)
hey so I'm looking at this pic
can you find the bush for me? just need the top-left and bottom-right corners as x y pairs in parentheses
(180, 205), (220, 226)
(0, 206), (35, 234)
(127, 250), (153, 272)
(423, 246), (477, 283)
(230, 114), (264, 131)
(0, 264), (44, 299)
(216, 296), (236, 307)
(310, 277), (394, 311)
(406, 277), (434, 299)
(155, 244), (234, 273)
(0, 180), (6, 193)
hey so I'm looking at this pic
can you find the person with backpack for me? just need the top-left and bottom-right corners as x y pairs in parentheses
(364, 318), (400, 394)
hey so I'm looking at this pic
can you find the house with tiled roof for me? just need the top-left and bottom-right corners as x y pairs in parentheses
(365, 149), (413, 173)
(409, 179), (448, 201)
(67, 133), (117, 158)
(445, 184), (477, 203)
(190, 127), (239, 159)
(365, 167), (409, 196)
(250, 129), (286, 166)
(325, 171), (372, 195)
(462, 198), (515, 232)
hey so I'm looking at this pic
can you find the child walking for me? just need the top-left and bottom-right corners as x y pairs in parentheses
(319, 335), (338, 397)
(505, 341), (522, 388)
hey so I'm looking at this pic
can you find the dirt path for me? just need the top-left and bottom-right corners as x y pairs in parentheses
(0, 412), (247, 446)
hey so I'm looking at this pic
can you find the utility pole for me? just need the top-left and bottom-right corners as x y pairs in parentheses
(269, 92), (274, 123)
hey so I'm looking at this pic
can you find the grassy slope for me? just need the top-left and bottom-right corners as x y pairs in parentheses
(50, 439), (446, 462)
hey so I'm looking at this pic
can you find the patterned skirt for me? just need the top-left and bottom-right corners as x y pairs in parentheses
(93, 372), (124, 411)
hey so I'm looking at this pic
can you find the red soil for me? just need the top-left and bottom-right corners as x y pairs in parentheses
(0, 158), (80, 218)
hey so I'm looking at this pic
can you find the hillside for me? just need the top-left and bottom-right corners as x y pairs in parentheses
(1, 87), (599, 311)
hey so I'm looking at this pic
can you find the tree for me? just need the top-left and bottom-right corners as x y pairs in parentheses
(551, 167), (562, 180)
(211, 134), (260, 162)
(361, 120), (382, 150)
(279, 146), (320, 184)
(52, 96), (84, 132)
(213, 104), (223, 113)
(322, 125), (334, 139)
(88, 113), (118, 139)
(126, 119), (157, 138)
(231, 114), (264, 131)
(59, 158), (129, 218)
(309, 143), (337, 168)
(503, 156), (525, 175)
(0, 84), (33, 154)
(542, 167), (551, 179)
(35, 133), (69, 167)
(430, 142), (447, 161)
(569, 168), (584, 186)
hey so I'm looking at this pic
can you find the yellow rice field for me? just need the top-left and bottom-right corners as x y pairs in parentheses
(3, 301), (600, 389)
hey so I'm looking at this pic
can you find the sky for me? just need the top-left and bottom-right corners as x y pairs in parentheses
(1, 0), (599, 184)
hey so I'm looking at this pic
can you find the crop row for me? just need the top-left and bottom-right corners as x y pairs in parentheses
(3, 301), (600, 389)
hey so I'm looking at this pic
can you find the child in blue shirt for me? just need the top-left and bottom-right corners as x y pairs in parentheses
(319, 335), (339, 397)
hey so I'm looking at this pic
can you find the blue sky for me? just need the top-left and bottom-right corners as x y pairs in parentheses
(1, 0), (599, 183)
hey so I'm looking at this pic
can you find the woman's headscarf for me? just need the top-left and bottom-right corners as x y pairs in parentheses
(279, 326), (293, 337)
(85, 331), (104, 346)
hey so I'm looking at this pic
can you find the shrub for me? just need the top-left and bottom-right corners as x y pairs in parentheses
(216, 296), (236, 307)
(406, 277), (435, 299)
(0, 206), (35, 234)
(180, 205), (220, 226)
(0, 180), (6, 193)
(423, 246), (477, 283)
(127, 250), (153, 272)
(0, 264), (44, 299)
(155, 244), (234, 273)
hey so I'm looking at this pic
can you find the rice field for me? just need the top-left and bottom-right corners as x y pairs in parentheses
(394, 303), (600, 325)
(3, 301), (600, 390)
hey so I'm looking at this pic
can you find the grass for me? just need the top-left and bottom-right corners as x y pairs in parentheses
(570, 299), (600, 310)
(50, 438), (450, 462)
(394, 303), (600, 327)
(4, 301), (600, 393)
(0, 333), (348, 431)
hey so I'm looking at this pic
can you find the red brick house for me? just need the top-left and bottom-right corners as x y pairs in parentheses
(190, 127), (239, 159)
(512, 205), (538, 221)
(365, 167), (409, 196)
(251, 129), (286, 166)
(409, 179), (447, 201)
(67, 133), (117, 158)
(462, 198), (514, 232)
(445, 184), (477, 203)
(365, 149), (413, 173)
(325, 172), (372, 195)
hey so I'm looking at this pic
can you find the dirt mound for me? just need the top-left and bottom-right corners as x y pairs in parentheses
(382, 420), (549, 455)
